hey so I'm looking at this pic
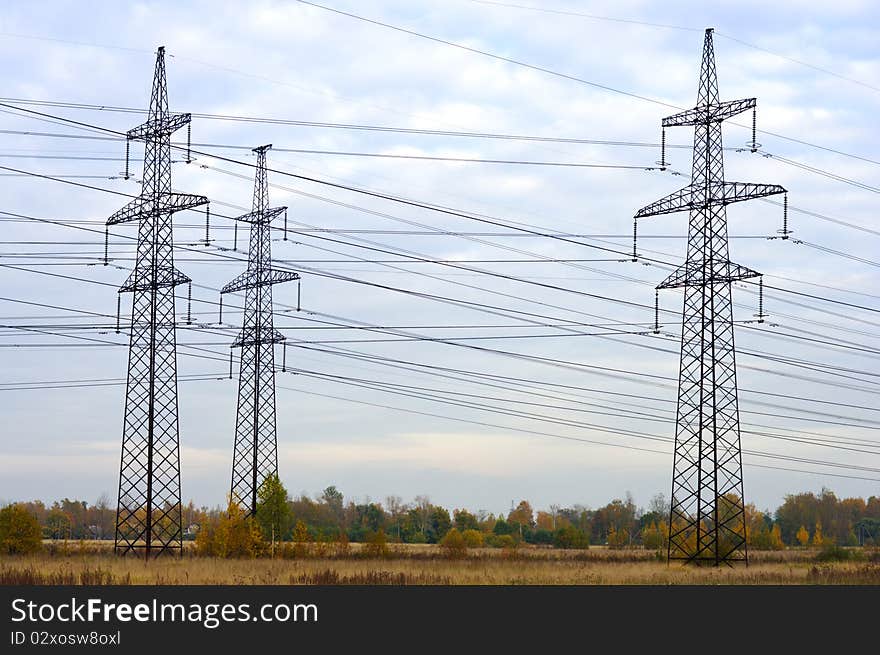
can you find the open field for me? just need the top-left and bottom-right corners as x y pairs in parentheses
(2, 544), (878, 585)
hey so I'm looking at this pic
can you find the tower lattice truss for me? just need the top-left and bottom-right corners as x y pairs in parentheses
(109, 47), (208, 557)
(222, 145), (299, 515)
(635, 29), (786, 565)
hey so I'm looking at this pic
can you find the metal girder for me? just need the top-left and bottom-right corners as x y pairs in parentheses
(127, 112), (192, 140)
(230, 205), (286, 226)
(108, 192), (209, 225)
(220, 267), (299, 294)
(232, 326), (286, 348)
(119, 265), (191, 293)
(634, 181), (786, 218)
(662, 97), (755, 127)
(658, 260), (760, 289)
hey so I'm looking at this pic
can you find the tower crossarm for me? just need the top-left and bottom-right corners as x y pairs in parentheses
(658, 259), (760, 289)
(662, 97), (755, 127)
(231, 206), (286, 226)
(108, 192), (209, 225)
(127, 112), (192, 140)
(119, 265), (191, 293)
(232, 326), (286, 348)
(634, 181), (786, 218)
(221, 267), (300, 294)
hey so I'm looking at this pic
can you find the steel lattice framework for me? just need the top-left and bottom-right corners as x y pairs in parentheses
(635, 29), (785, 565)
(109, 47), (208, 557)
(222, 145), (299, 515)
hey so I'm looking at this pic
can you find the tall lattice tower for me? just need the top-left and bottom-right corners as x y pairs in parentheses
(634, 29), (786, 565)
(108, 47), (208, 557)
(222, 145), (298, 515)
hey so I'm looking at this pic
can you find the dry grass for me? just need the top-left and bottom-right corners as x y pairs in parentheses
(2, 545), (878, 585)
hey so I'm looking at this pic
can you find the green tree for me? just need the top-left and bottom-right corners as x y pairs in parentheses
(256, 473), (290, 552)
(453, 509), (479, 532)
(0, 504), (42, 554)
(428, 506), (452, 543)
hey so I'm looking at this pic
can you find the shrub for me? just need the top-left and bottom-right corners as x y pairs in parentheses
(195, 502), (266, 558)
(461, 529), (484, 548)
(0, 504), (43, 554)
(486, 534), (517, 549)
(440, 528), (467, 558)
(553, 526), (589, 550)
(363, 529), (389, 557)
(815, 545), (858, 562)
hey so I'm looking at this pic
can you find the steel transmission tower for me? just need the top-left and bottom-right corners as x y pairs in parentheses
(108, 47), (208, 557)
(222, 145), (299, 515)
(634, 28), (785, 565)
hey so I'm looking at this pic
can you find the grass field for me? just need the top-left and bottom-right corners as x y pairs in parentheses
(2, 543), (879, 585)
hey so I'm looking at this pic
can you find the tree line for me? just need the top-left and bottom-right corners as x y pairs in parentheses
(2, 483), (878, 555)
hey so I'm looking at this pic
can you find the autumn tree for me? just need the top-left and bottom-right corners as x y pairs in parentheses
(196, 502), (265, 558)
(440, 527), (467, 558)
(769, 524), (785, 550)
(0, 504), (42, 554)
(507, 500), (536, 537)
(796, 525), (810, 548)
(291, 519), (311, 557)
(461, 529), (484, 548)
(812, 521), (826, 547)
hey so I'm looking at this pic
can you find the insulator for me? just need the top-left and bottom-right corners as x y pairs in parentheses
(233, 223), (238, 250)
(186, 122), (192, 164)
(186, 282), (192, 325)
(204, 205), (211, 246)
(632, 218), (638, 262)
(284, 208), (288, 241)
(297, 279), (301, 312)
(228, 350), (233, 379)
(115, 294), (121, 334)
(218, 295), (223, 324)
(755, 276), (766, 323)
(782, 193), (790, 239)
(103, 226), (109, 266)
(751, 107), (758, 153)
(124, 139), (131, 180)
(653, 289), (660, 334)
(660, 127), (667, 170)
(282, 343), (287, 373)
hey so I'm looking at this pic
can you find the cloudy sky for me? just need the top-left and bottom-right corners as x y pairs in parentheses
(1, 0), (878, 516)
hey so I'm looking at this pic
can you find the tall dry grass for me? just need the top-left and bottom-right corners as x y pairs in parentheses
(2, 546), (878, 585)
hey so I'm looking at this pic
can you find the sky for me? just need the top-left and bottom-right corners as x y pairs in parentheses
(0, 0), (878, 516)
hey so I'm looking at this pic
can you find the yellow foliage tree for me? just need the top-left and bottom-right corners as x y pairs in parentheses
(0, 504), (42, 554)
(440, 527), (467, 558)
(195, 501), (266, 558)
(291, 520), (311, 558)
(607, 525), (630, 549)
(769, 524), (785, 550)
(796, 525), (810, 548)
(812, 521), (825, 547)
(461, 529), (484, 548)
